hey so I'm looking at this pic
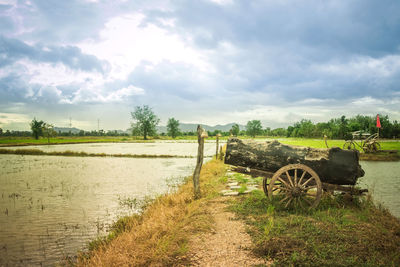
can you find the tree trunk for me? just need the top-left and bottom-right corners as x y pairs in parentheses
(224, 138), (365, 185)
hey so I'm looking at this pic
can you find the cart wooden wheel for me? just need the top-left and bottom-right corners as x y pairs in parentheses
(267, 164), (322, 209)
(363, 141), (381, 153)
(262, 176), (269, 196)
(369, 142), (381, 152)
(374, 142), (381, 151)
(343, 140), (356, 150)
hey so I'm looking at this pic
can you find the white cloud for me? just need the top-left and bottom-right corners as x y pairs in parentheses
(65, 85), (144, 104)
(0, 112), (30, 130)
(209, 0), (234, 5)
(77, 13), (212, 80)
(36, 85), (62, 100)
(351, 96), (384, 106)
(315, 55), (400, 77)
(0, 0), (16, 5)
(104, 85), (145, 102)
(0, 112), (29, 124)
(9, 59), (106, 90)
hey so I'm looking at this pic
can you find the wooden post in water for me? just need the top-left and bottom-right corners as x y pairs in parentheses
(216, 133), (221, 159)
(193, 125), (208, 199)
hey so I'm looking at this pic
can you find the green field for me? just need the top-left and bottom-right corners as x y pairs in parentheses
(1, 136), (399, 152)
(270, 137), (400, 151)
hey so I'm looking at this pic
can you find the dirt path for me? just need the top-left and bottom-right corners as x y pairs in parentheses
(188, 197), (268, 267)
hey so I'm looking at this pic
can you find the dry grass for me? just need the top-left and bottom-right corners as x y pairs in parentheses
(76, 159), (226, 266)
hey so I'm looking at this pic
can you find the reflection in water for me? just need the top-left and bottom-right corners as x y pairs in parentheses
(0, 155), (196, 266)
(357, 161), (400, 218)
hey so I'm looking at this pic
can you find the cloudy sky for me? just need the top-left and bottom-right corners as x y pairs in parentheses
(1, 0), (399, 131)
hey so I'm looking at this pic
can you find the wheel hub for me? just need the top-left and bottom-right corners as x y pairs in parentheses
(291, 186), (303, 197)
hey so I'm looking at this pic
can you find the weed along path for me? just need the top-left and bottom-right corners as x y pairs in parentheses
(188, 197), (266, 266)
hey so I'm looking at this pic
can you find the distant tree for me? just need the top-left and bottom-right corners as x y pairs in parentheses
(30, 118), (45, 139)
(131, 105), (160, 140)
(286, 126), (294, 137)
(231, 124), (240, 136)
(167, 117), (181, 138)
(271, 128), (287, 137)
(42, 123), (57, 143)
(0, 128), (3, 136)
(246, 120), (263, 138)
(338, 115), (351, 139)
(297, 119), (314, 137)
(264, 127), (271, 136)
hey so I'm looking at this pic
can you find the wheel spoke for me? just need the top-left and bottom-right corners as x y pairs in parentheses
(298, 170), (306, 185)
(271, 184), (290, 192)
(279, 195), (290, 204)
(303, 197), (313, 206)
(304, 185), (318, 190)
(286, 171), (294, 187)
(276, 186), (290, 192)
(306, 192), (316, 197)
(294, 169), (298, 185)
(284, 198), (292, 208)
(297, 197), (305, 209)
(278, 177), (291, 188)
(302, 177), (314, 187)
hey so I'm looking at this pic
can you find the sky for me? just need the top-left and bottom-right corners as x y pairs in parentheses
(1, 0), (400, 131)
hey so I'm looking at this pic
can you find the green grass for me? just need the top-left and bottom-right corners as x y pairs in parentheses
(268, 137), (400, 151)
(229, 190), (400, 266)
(275, 138), (400, 160)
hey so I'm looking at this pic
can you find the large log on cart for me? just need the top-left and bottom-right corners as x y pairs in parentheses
(225, 138), (366, 209)
(225, 138), (364, 185)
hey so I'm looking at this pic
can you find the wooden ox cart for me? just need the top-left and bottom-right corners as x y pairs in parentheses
(224, 138), (366, 208)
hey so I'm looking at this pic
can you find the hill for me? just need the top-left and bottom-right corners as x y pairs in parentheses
(54, 127), (81, 134)
(157, 123), (245, 133)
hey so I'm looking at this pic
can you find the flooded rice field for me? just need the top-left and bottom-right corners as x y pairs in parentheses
(0, 141), (398, 266)
(358, 161), (400, 218)
(0, 151), (197, 266)
(1, 141), (221, 157)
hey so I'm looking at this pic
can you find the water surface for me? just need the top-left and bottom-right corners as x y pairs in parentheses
(357, 161), (400, 218)
(0, 154), (195, 266)
(2, 141), (221, 157)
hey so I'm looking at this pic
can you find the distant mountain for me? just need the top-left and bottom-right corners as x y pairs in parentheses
(54, 127), (81, 134)
(54, 123), (245, 135)
(54, 127), (128, 134)
(157, 123), (245, 133)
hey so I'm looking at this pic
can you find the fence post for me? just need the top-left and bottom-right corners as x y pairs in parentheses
(219, 145), (224, 160)
(216, 133), (221, 159)
(193, 125), (208, 199)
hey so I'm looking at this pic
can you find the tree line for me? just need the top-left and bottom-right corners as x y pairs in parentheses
(272, 115), (400, 139)
(1, 106), (399, 140)
(240, 115), (400, 139)
(130, 106), (400, 140)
